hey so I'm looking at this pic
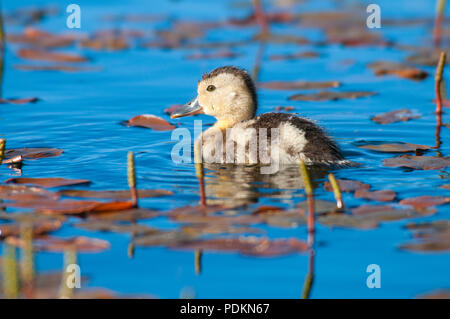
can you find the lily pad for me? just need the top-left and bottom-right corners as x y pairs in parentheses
(399, 196), (450, 209)
(4, 148), (63, 160)
(383, 155), (450, 170)
(5, 177), (90, 188)
(358, 142), (431, 153)
(18, 49), (88, 63)
(123, 114), (175, 131)
(59, 189), (173, 200)
(324, 179), (370, 193)
(6, 236), (110, 253)
(368, 61), (428, 80)
(354, 189), (396, 202)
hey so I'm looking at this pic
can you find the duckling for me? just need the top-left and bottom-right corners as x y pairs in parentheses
(171, 66), (346, 166)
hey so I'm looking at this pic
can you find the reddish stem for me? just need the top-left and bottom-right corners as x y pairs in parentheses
(253, 0), (269, 35)
(306, 194), (315, 245)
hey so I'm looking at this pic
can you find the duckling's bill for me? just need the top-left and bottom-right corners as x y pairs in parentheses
(171, 97), (204, 119)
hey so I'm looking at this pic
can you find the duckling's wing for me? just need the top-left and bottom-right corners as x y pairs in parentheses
(251, 112), (345, 164)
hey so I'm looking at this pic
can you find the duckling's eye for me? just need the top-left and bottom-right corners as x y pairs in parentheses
(207, 85), (216, 92)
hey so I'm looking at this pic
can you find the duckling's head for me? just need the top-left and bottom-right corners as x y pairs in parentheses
(171, 66), (257, 128)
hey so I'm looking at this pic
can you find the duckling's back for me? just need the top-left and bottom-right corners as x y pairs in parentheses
(243, 112), (345, 165)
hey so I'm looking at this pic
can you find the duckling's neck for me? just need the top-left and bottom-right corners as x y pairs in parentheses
(213, 119), (238, 130)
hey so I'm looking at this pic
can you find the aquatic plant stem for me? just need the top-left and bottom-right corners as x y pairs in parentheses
(20, 223), (35, 298)
(252, 0), (269, 35)
(0, 0), (4, 98)
(435, 51), (446, 148)
(301, 249), (315, 299)
(127, 151), (138, 207)
(328, 173), (344, 210)
(0, 138), (5, 163)
(433, 0), (447, 47)
(299, 161), (314, 245)
(195, 250), (202, 275)
(194, 140), (206, 206)
(2, 243), (19, 298)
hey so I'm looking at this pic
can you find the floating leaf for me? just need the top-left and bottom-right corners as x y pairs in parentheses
(186, 50), (239, 60)
(399, 196), (450, 209)
(269, 51), (318, 61)
(164, 104), (183, 115)
(80, 36), (129, 51)
(59, 189), (173, 200)
(416, 289), (450, 299)
(324, 179), (370, 193)
(17, 49), (88, 63)
(372, 109), (421, 124)
(5, 177), (90, 188)
(14, 64), (100, 73)
(0, 97), (39, 104)
(6, 27), (77, 48)
(259, 80), (340, 90)
(76, 220), (157, 236)
(273, 106), (295, 111)
(400, 221), (450, 252)
(289, 91), (376, 101)
(368, 61), (428, 80)
(4, 148), (63, 160)
(383, 155), (450, 170)
(0, 184), (59, 201)
(354, 189), (396, 202)
(6, 236), (110, 253)
(86, 208), (160, 221)
(0, 220), (62, 239)
(174, 236), (308, 257)
(358, 142), (431, 153)
(298, 199), (337, 215)
(123, 114), (175, 131)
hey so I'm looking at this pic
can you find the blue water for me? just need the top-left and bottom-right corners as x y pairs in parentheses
(1, 0), (449, 298)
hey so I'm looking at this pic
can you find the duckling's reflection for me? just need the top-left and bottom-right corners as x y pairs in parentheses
(202, 163), (332, 206)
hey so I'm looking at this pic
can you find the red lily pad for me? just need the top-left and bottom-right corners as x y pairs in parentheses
(372, 109), (421, 124)
(0, 184), (59, 201)
(401, 221), (450, 252)
(6, 27), (77, 48)
(383, 155), (450, 170)
(123, 114), (175, 131)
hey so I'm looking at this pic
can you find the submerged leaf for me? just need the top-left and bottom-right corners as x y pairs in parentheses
(372, 109), (421, 124)
(324, 179), (370, 193)
(174, 236), (308, 257)
(383, 155), (450, 170)
(399, 196), (450, 209)
(289, 91), (376, 101)
(354, 189), (396, 202)
(123, 114), (175, 131)
(259, 80), (340, 90)
(358, 142), (431, 153)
